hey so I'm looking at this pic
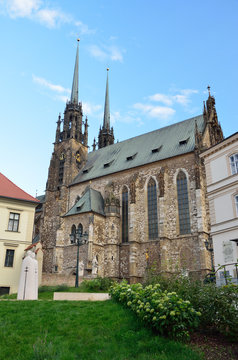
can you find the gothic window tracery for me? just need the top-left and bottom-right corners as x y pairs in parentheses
(78, 223), (83, 235)
(71, 225), (76, 244)
(177, 171), (191, 235)
(147, 178), (158, 239)
(122, 186), (129, 243)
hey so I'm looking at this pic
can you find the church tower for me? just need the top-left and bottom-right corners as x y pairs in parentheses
(203, 86), (224, 146)
(98, 68), (114, 149)
(41, 40), (88, 273)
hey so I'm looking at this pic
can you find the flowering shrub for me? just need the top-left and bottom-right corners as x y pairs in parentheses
(109, 281), (201, 340)
(145, 274), (238, 339)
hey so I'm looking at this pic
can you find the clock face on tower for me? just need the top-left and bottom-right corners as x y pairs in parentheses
(59, 152), (65, 161)
(75, 152), (81, 164)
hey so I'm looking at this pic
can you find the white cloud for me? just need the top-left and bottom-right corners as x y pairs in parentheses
(33, 74), (71, 94)
(148, 89), (198, 108)
(82, 102), (102, 116)
(111, 110), (143, 126)
(148, 94), (173, 106)
(74, 20), (95, 35)
(1, 0), (93, 30)
(133, 103), (175, 119)
(88, 44), (124, 63)
(88, 45), (107, 61)
(35, 8), (71, 28)
(5, 0), (41, 18)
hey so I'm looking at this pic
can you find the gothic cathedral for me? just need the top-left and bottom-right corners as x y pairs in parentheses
(36, 41), (224, 283)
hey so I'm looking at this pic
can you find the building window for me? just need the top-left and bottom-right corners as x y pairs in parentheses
(58, 159), (65, 184)
(235, 195), (238, 215)
(122, 186), (129, 243)
(0, 287), (10, 295)
(71, 225), (76, 244)
(8, 213), (20, 232)
(78, 223), (83, 235)
(147, 178), (158, 239)
(4, 249), (15, 267)
(230, 153), (238, 175)
(177, 171), (191, 235)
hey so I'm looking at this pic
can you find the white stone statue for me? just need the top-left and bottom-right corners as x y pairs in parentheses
(92, 255), (98, 276)
(78, 260), (84, 277)
(17, 250), (38, 300)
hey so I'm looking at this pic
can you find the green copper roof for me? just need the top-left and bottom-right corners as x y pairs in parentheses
(71, 41), (79, 104)
(64, 187), (105, 217)
(72, 114), (205, 185)
(103, 69), (110, 129)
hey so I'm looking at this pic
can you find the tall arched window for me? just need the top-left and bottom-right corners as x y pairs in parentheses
(147, 178), (158, 239)
(78, 223), (83, 235)
(177, 171), (191, 234)
(122, 186), (129, 243)
(71, 225), (76, 244)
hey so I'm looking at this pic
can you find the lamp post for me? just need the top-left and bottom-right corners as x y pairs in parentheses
(70, 229), (88, 287)
(204, 237), (214, 270)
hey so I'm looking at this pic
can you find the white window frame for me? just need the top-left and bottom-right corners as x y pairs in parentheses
(230, 153), (238, 175)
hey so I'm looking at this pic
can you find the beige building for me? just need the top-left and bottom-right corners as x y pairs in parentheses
(200, 132), (238, 285)
(0, 173), (39, 294)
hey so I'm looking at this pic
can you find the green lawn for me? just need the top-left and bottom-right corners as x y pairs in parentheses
(0, 300), (203, 360)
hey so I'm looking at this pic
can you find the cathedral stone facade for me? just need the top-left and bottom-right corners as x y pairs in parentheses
(36, 43), (224, 283)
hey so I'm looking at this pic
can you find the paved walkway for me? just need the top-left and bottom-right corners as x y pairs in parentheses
(53, 292), (110, 301)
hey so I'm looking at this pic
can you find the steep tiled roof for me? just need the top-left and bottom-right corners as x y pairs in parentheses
(72, 114), (204, 185)
(0, 172), (39, 203)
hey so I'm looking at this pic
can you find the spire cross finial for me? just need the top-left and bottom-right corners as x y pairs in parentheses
(207, 85), (211, 96)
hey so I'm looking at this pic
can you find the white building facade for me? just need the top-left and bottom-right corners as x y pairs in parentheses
(201, 132), (238, 285)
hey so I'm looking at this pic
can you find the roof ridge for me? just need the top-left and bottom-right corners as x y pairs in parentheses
(0, 172), (39, 202)
(89, 114), (204, 154)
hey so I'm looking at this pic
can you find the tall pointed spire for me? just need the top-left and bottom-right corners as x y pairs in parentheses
(103, 68), (110, 129)
(71, 39), (79, 104)
(98, 68), (115, 149)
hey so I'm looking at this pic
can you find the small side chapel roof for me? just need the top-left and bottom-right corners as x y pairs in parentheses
(72, 114), (205, 185)
(64, 187), (105, 217)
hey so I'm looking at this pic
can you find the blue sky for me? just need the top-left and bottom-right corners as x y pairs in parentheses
(0, 0), (237, 196)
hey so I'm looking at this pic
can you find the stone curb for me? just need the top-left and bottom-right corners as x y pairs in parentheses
(53, 292), (110, 301)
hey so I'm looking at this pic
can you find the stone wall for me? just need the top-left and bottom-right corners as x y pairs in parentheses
(42, 149), (212, 282)
(41, 273), (77, 287)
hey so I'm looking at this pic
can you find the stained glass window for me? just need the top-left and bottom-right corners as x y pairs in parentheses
(122, 186), (128, 243)
(147, 178), (158, 239)
(71, 225), (76, 244)
(177, 171), (191, 234)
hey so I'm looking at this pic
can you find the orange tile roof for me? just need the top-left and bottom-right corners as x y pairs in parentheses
(0, 172), (39, 203)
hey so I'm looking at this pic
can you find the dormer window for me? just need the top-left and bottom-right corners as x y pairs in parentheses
(179, 138), (189, 146)
(126, 153), (137, 161)
(104, 160), (114, 168)
(76, 203), (84, 212)
(151, 146), (162, 154)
